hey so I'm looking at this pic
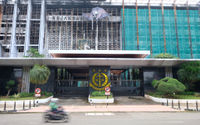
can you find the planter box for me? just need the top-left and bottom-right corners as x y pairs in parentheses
(145, 94), (200, 104)
(88, 95), (114, 104)
(0, 96), (53, 105)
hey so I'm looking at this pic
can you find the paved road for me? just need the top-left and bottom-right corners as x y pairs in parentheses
(0, 112), (200, 125)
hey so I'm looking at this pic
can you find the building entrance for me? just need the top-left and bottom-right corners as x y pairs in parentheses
(54, 68), (89, 97)
(54, 67), (143, 97)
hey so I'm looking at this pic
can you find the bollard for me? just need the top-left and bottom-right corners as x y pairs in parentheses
(14, 101), (16, 111)
(167, 99), (168, 106)
(4, 101), (6, 111)
(172, 100), (174, 108)
(36, 101), (39, 107)
(33, 100), (35, 107)
(23, 101), (25, 110)
(186, 101), (189, 110)
(196, 101), (198, 111)
(29, 100), (31, 109)
(178, 101), (181, 109)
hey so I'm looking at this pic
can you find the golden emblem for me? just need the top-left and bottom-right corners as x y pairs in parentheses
(90, 72), (110, 90)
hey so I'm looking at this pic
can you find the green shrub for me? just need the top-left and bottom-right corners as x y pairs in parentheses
(152, 80), (159, 88)
(154, 53), (178, 59)
(19, 92), (34, 98)
(41, 92), (53, 97)
(26, 48), (44, 57)
(179, 91), (195, 95)
(194, 92), (200, 97)
(177, 61), (200, 90)
(91, 91), (105, 96)
(12, 93), (20, 98)
(155, 77), (186, 95)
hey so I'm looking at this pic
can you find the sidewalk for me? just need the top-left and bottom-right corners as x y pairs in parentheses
(18, 105), (179, 113)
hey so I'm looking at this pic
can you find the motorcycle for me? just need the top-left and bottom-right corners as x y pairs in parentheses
(44, 108), (69, 123)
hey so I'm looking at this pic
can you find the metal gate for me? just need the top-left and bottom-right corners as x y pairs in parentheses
(54, 80), (89, 97)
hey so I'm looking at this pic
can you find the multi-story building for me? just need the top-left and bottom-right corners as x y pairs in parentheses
(0, 0), (199, 96)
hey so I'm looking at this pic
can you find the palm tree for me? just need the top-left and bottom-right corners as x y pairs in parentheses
(30, 64), (51, 88)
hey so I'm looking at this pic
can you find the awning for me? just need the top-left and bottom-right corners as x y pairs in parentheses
(48, 50), (150, 58)
(0, 58), (199, 68)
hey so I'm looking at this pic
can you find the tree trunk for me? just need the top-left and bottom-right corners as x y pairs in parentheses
(6, 89), (11, 97)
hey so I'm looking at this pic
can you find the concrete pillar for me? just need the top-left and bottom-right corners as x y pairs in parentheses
(39, 0), (45, 54)
(139, 68), (144, 96)
(21, 67), (30, 93)
(0, 43), (2, 57)
(10, 0), (18, 57)
(24, 0), (32, 56)
(165, 67), (173, 78)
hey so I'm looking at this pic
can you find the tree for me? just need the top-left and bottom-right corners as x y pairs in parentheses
(154, 53), (178, 59)
(6, 80), (15, 97)
(177, 61), (200, 90)
(26, 48), (44, 57)
(30, 64), (50, 88)
(152, 77), (186, 96)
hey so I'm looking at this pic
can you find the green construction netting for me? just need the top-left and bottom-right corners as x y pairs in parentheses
(164, 9), (178, 57)
(189, 10), (200, 59)
(138, 9), (150, 51)
(121, 9), (137, 50)
(121, 8), (200, 59)
(176, 9), (191, 59)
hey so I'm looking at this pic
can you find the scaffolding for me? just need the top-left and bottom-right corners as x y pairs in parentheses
(121, 0), (200, 59)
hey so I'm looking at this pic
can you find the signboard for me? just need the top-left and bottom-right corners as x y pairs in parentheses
(89, 66), (111, 90)
(47, 15), (83, 22)
(47, 15), (120, 22)
(105, 87), (110, 92)
(105, 92), (111, 96)
(35, 88), (41, 97)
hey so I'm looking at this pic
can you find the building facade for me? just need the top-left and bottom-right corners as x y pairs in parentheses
(0, 0), (199, 96)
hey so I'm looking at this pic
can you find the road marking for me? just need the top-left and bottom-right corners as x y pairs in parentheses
(85, 113), (115, 116)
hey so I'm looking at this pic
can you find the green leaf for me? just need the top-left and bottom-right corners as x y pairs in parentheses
(30, 64), (51, 85)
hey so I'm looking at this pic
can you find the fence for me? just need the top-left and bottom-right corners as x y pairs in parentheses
(0, 100), (39, 112)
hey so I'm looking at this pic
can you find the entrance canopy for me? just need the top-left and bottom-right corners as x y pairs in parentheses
(49, 50), (150, 58)
(0, 58), (199, 68)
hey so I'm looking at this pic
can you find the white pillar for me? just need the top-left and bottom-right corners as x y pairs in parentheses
(106, 21), (109, 50)
(59, 27), (62, 50)
(10, 0), (18, 57)
(24, 0), (32, 56)
(95, 21), (98, 50)
(165, 67), (173, 78)
(39, 0), (45, 54)
(21, 67), (30, 93)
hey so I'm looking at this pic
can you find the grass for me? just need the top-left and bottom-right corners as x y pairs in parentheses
(148, 92), (200, 99)
(0, 96), (50, 101)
